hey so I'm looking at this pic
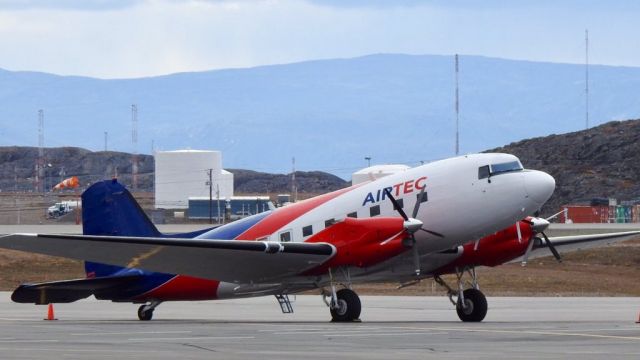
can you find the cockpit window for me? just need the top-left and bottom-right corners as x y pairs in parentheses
(478, 161), (523, 180)
(490, 161), (523, 175)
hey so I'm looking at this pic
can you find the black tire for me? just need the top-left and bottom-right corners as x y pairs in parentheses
(456, 288), (488, 322)
(330, 289), (362, 322)
(137, 305), (153, 321)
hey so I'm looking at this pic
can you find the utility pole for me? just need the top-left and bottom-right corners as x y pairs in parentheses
(131, 104), (138, 191)
(216, 184), (221, 224)
(291, 157), (297, 202)
(455, 54), (460, 156)
(585, 29), (589, 130)
(207, 168), (213, 224)
(36, 109), (44, 193)
(365, 156), (371, 167)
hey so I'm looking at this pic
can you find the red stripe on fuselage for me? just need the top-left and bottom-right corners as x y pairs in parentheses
(136, 275), (220, 301)
(235, 185), (360, 240)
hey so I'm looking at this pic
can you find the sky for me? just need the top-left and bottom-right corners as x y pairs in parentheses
(0, 0), (638, 78)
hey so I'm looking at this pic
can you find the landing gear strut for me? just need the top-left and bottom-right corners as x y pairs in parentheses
(137, 300), (161, 321)
(322, 268), (361, 322)
(435, 267), (487, 322)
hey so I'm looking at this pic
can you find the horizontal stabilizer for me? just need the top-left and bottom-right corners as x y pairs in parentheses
(12, 274), (142, 304)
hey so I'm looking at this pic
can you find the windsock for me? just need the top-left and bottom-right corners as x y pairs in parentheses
(53, 176), (79, 191)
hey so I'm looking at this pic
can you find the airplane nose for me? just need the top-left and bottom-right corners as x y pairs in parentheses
(524, 170), (555, 205)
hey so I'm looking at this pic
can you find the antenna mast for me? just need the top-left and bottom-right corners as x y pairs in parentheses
(291, 157), (297, 202)
(585, 29), (589, 130)
(36, 109), (44, 193)
(131, 104), (138, 191)
(455, 54), (460, 156)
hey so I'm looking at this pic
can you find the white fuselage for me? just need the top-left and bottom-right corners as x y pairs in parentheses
(215, 153), (556, 297)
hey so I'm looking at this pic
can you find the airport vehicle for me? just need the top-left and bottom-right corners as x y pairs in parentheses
(1, 153), (628, 323)
(46, 201), (80, 219)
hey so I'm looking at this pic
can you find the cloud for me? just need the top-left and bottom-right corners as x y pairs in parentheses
(0, 0), (143, 11)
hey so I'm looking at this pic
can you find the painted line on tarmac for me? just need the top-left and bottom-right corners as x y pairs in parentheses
(386, 326), (640, 341)
(128, 336), (255, 342)
(320, 332), (448, 337)
(0, 340), (58, 343)
(71, 330), (193, 336)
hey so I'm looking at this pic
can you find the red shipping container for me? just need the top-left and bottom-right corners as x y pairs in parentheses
(558, 205), (608, 223)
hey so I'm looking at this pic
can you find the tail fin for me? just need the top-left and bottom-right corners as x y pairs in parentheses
(82, 179), (160, 237)
(82, 179), (160, 277)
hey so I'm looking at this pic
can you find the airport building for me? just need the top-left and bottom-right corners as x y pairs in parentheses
(188, 196), (274, 220)
(154, 150), (233, 209)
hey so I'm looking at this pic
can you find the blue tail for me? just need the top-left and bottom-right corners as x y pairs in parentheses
(82, 179), (161, 277)
(81, 179), (215, 278)
(82, 179), (160, 238)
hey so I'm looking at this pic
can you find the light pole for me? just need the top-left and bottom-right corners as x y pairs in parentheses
(364, 156), (371, 167)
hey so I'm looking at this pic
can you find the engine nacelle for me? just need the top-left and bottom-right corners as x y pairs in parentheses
(305, 217), (409, 273)
(434, 220), (534, 274)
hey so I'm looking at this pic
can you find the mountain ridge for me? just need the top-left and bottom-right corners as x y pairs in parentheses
(2, 53), (640, 178)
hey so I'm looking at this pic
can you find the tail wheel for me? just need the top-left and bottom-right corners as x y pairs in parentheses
(137, 305), (154, 321)
(456, 288), (487, 322)
(330, 289), (361, 322)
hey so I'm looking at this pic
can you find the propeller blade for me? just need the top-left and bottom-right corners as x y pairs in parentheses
(541, 232), (562, 262)
(412, 236), (421, 276)
(419, 227), (444, 238)
(412, 186), (426, 219)
(520, 236), (537, 266)
(384, 189), (408, 221)
(545, 210), (565, 222)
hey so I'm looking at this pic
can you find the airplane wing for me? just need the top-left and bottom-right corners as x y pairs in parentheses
(523, 230), (640, 260)
(0, 233), (335, 284)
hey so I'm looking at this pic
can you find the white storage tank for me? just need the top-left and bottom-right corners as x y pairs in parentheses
(155, 150), (234, 209)
(351, 164), (411, 185)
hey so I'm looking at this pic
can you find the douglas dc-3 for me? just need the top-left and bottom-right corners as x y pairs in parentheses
(1, 153), (638, 322)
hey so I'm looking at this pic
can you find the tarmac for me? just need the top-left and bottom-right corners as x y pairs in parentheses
(0, 294), (639, 359)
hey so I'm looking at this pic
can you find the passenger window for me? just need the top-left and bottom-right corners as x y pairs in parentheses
(478, 165), (490, 179)
(370, 205), (380, 217)
(347, 212), (358, 218)
(416, 191), (428, 203)
(302, 225), (313, 237)
(324, 219), (336, 228)
(279, 231), (292, 242)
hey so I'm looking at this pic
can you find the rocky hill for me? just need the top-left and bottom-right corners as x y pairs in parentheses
(0, 146), (348, 194)
(3, 119), (640, 212)
(489, 119), (640, 215)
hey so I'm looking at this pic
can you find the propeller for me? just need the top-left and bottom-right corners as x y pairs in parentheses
(383, 188), (444, 276)
(520, 216), (562, 265)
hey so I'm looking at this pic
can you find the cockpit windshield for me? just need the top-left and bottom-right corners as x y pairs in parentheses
(478, 161), (523, 179)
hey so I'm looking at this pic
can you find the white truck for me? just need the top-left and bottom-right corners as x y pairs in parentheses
(47, 201), (81, 219)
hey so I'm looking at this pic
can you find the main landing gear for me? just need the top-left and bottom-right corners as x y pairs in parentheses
(322, 269), (361, 322)
(435, 267), (488, 322)
(137, 300), (162, 321)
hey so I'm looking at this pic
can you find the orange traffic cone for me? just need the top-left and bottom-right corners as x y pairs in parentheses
(44, 303), (57, 321)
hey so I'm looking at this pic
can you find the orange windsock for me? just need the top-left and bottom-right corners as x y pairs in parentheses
(53, 176), (79, 191)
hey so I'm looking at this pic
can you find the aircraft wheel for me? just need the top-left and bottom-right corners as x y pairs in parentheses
(330, 288), (361, 322)
(456, 288), (487, 322)
(137, 305), (154, 321)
